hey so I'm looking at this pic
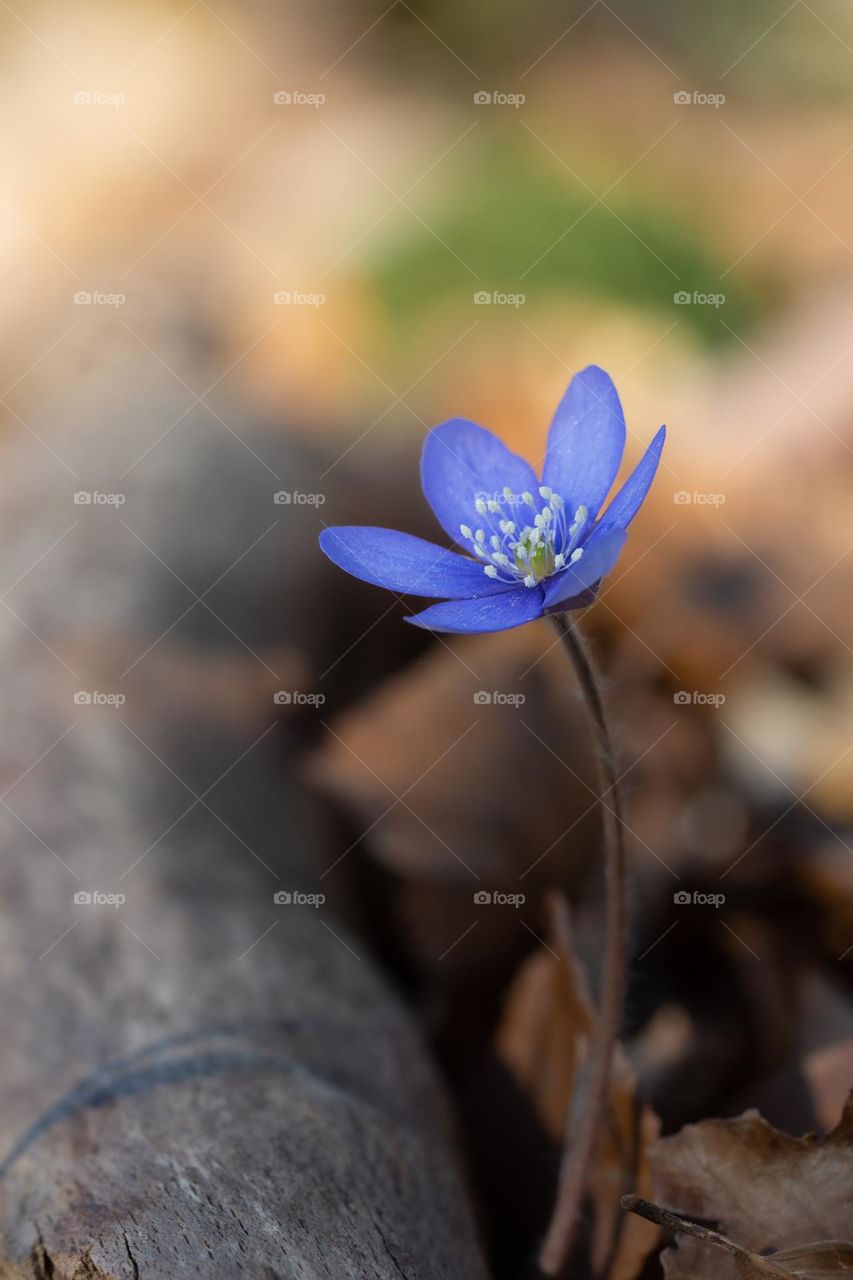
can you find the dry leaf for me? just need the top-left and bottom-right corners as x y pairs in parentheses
(309, 627), (597, 883)
(803, 1041), (853, 1134)
(626, 1201), (853, 1280)
(648, 1094), (853, 1278)
(307, 628), (604, 979)
(495, 895), (661, 1280)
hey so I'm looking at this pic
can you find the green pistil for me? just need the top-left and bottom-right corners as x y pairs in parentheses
(516, 536), (552, 582)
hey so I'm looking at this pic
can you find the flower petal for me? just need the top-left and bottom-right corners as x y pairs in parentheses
(405, 585), (545, 634)
(541, 366), (626, 517)
(542, 527), (627, 611)
(319, 526), (515, 598)
(596, 425), (666, 533)
(421, 418), (541, 546)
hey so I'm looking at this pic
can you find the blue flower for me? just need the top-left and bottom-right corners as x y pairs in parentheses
(319, 365), (665, 634)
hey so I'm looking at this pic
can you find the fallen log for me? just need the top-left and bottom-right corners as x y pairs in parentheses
(0, 391), (488, 1279)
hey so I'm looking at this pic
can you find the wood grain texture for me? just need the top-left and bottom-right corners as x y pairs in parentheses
(0, 384), (488, 1279)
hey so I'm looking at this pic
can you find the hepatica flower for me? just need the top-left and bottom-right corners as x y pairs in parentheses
(319, 366), (665, 634)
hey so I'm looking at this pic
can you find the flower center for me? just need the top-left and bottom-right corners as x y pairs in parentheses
(459, 486), (587, 589)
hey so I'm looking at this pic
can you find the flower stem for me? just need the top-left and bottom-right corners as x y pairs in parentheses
(539, 614), (628, 1277)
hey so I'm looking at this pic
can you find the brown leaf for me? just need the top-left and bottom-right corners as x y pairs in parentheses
(656, 1224), (853, 1280)
(494, 914), (588, 1141)
(658, 1232), (741, 1280)
(496, 895), (661, 1280)
(307, 629), (603, 979)
(652, 1094), (853, 1250)
(803, 1041), (853, 1134)
(765, 1243), (853, 1277)
(645, 1095), (853, 1279)
(309, 628), (597, 884)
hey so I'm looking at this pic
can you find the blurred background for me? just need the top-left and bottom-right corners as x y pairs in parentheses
(3, 0), (853, 1274)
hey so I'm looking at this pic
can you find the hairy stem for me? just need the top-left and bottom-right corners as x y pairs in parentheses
(539, 614), (628, 1277)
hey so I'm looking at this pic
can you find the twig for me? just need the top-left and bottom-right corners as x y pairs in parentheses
(539, 615), (628, 1276)
(621, 1195), (793, 1278)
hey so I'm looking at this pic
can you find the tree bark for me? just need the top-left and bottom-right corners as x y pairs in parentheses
(0, 388), (488, 1279)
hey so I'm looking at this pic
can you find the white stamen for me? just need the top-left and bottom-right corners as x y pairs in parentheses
(464, 473), (587, 591)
